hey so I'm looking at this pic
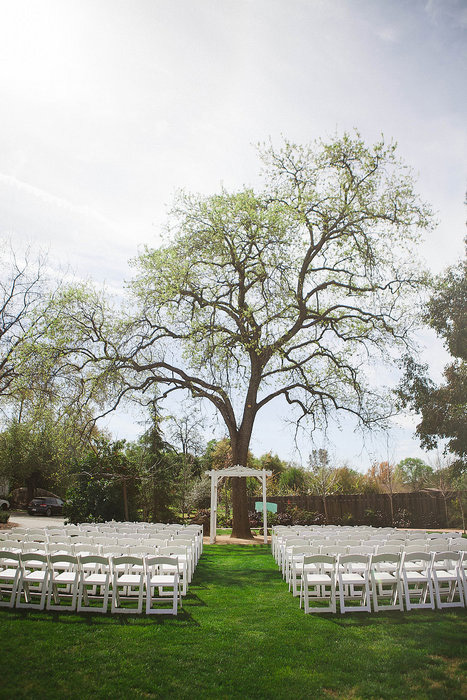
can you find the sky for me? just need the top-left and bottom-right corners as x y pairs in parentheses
(0, 0), (466, 470)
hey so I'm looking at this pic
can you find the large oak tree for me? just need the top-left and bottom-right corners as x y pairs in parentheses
(57, 133), (433, 537)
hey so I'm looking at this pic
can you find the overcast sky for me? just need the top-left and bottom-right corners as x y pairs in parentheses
(0, 0), (466, 469)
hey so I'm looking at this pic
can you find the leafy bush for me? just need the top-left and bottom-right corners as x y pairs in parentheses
(418, 514), (442, 529)
(338, 512), (355, 526)
(188, 476), (211, 510)
(64, 475), (137, 524)
(286, 506), (325, 525)
(190, 508), (211, 534)
(275, 511), (293, 525)
(393, 508), (413, 528)
(0, 510), (10, 524)
(363, 508), (385, 526)
(248, 510), (262, 527)
(394, 508), (414, 528)
(217, 513), (232, 527)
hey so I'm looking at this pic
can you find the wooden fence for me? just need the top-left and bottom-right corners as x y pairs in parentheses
(248, 491), (461, 528)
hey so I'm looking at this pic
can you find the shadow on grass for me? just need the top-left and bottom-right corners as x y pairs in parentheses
(327, 608), (467, 628)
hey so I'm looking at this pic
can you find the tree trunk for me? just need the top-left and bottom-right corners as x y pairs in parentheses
(230, 426), (254, 539)
(122, 480), (129, 521)
(323, 495), (328, 524)
(231, 477), (253, 538)
(388, 492), (394, 525)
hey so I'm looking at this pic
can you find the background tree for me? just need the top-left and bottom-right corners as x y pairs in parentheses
(397, 240), (466, 475)
(167, 405), (204, 522)
(278, 466), (307, 494)
(53, 133), (433, 537)
(333, 465), (367, 494)
(307, 449), (339, 522)
(0, 246), (51, 401)
(396, 457), (433, 491)
(424, 451), (460, 527)
(0, 404), (94, 502)
(132, 406), (176, 522)
(64, 437), (139, 523)
(367, 461), (400, 524)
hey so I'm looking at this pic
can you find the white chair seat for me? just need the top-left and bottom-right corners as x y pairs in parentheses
(117, 573), (141, 586)
(83, 573), (108, 585)
(372, 571), (397, 583)
(340, 572), (365, 584)
(305, 573), (333, 585)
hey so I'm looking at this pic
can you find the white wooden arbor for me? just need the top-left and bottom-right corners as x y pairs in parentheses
(205, 465), (272, 544)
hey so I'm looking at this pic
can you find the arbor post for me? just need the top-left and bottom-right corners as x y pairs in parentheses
(206, 465), (272, 544)
(209, 472), (218, 544)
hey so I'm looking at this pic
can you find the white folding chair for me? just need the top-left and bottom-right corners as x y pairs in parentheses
(159, 546), (189, 595)
(0, 551), (21, 608)
(370, 553), (404, 612)
(299, 555), (337, 614)
(47, 543), (74, 557)
(337, 554), (371, 613)
(321, 545), (348, 557)
(431, 552), (465, 609)
(145, 537), (169, 551)
(145, 556), (180, 615)
(449, 539), (467, 554)
(117, 538), (141, 548)
(101, 545), (128, 558)
(377, 544), (402, 555)
(170, 539), (195, 580)
(427, 540), (451, 554)
(403, 544), (429, 557)
(16, 553), (50, 610)
(401, 552), (435, 610)
(77, 555), (111, 613)
(288, 545), (321, 596)
(46, 554), (80, 612)
(280, 538), (307, 576)
(111, 556), (145, 614)
(73, 543), (101, 558)
(0, 540), (23, 554)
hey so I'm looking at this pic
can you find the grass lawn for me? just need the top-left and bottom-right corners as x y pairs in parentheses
(0, 544), (466, 699)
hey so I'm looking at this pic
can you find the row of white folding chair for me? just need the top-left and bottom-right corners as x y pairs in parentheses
(275, 531), (464, 568)
(0, 541), (194, 591)
(274, 532), (389, 560)
(298, 551), (466, 614)
(67, 527), (202, 557)
(0, 537), (164, 552)
(3, 530), (201, 575)
(274, 525), (460, 541)
(282, 540), (392, 581)
(288, 545), (467, 600)
(286, 545), (381, 593)
(0, 551), (181, 615)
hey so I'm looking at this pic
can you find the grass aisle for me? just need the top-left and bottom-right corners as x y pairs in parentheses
(0, 544), (466, 699)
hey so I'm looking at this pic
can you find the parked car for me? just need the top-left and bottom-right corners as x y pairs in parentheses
(0, 498), (9, 511)
(27, 496), (64, 517)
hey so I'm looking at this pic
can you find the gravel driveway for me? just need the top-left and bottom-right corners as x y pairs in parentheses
(7, 511), (66, 529)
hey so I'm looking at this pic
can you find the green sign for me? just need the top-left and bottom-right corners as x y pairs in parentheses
(255, 501), (278, 513)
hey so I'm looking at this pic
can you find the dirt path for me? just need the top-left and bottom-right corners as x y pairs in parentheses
(204, 534), (271, 545)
